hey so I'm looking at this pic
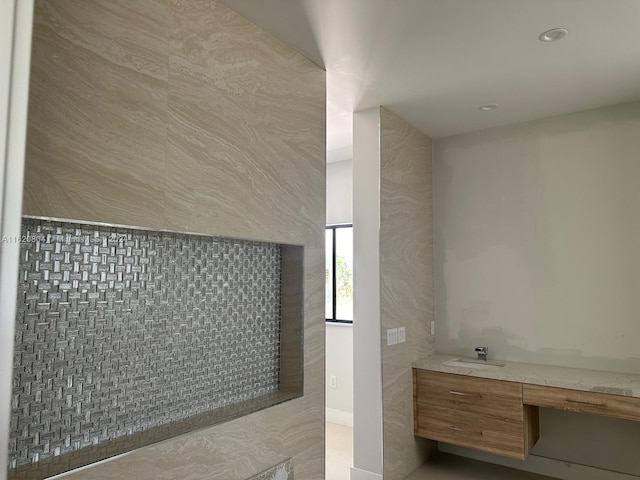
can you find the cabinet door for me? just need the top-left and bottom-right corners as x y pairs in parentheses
(413, 369), (539, 460)
(415, 403), (528, 459)
(414, 369), (523, 421)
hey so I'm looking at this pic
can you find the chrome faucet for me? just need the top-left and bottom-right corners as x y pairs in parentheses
(475, 346), (488, 361)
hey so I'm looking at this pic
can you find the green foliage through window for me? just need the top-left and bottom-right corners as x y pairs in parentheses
(326, 225), (353, 322)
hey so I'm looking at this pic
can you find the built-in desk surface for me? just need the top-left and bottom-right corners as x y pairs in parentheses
(413, 354), (640, 399)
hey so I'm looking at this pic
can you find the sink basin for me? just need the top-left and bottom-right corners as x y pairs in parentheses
(443, 358), (505, 370)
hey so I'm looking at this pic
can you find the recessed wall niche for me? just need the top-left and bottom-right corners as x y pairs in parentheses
(8, 217), (303, 480)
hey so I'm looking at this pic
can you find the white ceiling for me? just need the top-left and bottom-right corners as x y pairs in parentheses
(221, 0), (640, 154)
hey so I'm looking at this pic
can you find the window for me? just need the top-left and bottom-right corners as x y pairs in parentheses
(326, 225), (353, 323)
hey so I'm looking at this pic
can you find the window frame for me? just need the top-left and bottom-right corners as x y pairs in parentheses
(325, 223), (353, 324)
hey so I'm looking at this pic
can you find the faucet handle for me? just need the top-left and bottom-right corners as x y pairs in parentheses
(475, 346), (488, 360)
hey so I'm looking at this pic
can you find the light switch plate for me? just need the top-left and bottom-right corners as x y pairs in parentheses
(397, 326), (406, 343)
(430, 320), (436, 335)
(387, 328), (398, 345)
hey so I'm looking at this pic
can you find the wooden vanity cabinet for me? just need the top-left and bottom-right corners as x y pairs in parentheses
(413, 369), (539, 460)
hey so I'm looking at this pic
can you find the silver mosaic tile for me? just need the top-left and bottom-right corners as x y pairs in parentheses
(10, 218), (282, 469)
(247, 458), (293, 480)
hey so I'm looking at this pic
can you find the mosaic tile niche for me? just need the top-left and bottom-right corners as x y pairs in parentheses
(9, 217), (303, 478)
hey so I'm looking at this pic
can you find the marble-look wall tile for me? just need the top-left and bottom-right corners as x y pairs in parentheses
(379, 107), (435, 480)
(23, 0), (170, 229)
(21, 0), (325, 478)
(165, 0), (325, 243)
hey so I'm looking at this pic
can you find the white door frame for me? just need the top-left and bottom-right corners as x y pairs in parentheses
(351, 107), (384, 480)
(0, 1), (34, 477)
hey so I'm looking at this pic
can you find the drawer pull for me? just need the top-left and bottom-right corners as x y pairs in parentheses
(450, 426), (483, 436)
(565, 398), (605, 407)
(449, 390), (482, 398)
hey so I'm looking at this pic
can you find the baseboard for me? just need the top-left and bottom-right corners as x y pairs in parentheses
(326, 408), (353, 427)
(439, 445), (640, 480)
(350, 466), (383, 480)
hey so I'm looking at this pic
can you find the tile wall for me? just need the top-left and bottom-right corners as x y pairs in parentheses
(10, 218), (283, 471)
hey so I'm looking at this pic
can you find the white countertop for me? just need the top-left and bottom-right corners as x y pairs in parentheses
(413, 354), (640, 398)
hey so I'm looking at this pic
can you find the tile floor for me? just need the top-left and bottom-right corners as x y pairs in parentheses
(325, 422), (556, 480)
(326, 422), (352, 480)
(404, 454), (556, 480)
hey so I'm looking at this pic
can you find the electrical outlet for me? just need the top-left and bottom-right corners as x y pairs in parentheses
(397, 326), (406, 343)
(387, 328), (398, 345)
(329, 375), (337, 388)
(430, 320), (435, 335)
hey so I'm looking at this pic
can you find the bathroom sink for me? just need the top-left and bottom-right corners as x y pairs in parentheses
(443, 358), (505, 370)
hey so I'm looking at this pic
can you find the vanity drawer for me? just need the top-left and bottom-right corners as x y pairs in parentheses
(414, 369), (523, 421)
(523, 384), (640, 421)
(414, 404), (528, 459)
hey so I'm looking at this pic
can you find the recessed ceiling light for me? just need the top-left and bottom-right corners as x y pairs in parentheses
(479, 104), (499, 111)
(538, 28), (568, 42)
